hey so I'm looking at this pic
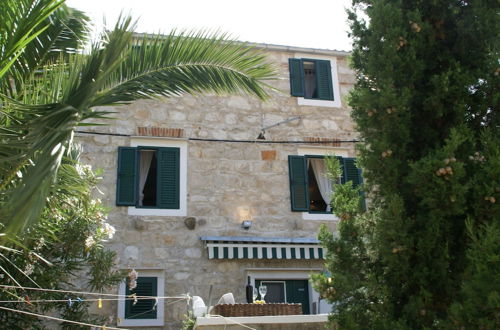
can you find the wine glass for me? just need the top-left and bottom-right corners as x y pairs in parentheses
(252, 288), (258, 302)
(258, 285), (267, 301)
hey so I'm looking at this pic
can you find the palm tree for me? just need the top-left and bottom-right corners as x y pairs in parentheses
(0, 0), (276, 237)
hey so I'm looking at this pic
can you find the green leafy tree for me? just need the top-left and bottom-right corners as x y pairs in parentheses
(0, 0), (276, 237)
(313, 1), (499, 329)
(0, 146), (124, 329)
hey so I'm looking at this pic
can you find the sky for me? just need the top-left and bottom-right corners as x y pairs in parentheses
(66, 0), (354, 51)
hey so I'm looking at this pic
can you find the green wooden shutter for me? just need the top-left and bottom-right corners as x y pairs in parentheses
(315, 60), (334, 100)
(116, 147), (137, 206)
(342, 158), (362, 187)
(288, 155), (308, 211)
(289, 58), (305, 97)
(342, 157), (366, 210)
(125, 277), (157, 319)
(358, 168), (366, 211)
(157, 147), (180, 209)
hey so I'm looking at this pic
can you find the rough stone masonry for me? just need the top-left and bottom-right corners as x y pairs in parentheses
(77, 44), (357, 329)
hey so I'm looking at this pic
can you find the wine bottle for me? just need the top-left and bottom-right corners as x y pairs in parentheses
(245, 276), (253, 303)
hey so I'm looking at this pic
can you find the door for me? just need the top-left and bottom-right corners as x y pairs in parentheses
(285, 280), (310, 314)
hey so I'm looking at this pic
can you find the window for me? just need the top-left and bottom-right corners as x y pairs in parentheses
(116, 146), (179, 209)
(289, 58), (334, 101)
(117, 271), (165, 327)
(288, 155), (363, 213)
(116, 138), (187, 216)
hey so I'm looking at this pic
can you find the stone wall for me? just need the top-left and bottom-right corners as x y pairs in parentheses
(77, 45), (356, 329)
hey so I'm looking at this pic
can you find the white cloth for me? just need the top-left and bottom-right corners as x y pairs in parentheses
(192, 296), (207, 317)
(138, 150), (154, 206)
(304, 69), (316, 98)
(310, 158), (333, 212)
(216, 293), (235, 305)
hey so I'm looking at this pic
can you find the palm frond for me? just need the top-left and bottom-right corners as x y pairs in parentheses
(0, 0), (63, 83)
(0, 101), (78, 234)
(10, 4), (91, 94)
(90, 30), (277, 107)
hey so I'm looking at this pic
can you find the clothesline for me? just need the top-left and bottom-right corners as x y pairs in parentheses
(0, 284), (188, 300)
(1, 306), (261, 330)
(0, 305), (126, 330)
(0, 284), (192, 330)
(209, 315), (257, 330)
(0, 284), (263, 330)
(0, 296), (181, 304)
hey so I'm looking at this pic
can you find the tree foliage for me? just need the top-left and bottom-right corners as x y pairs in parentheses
(313, 1), (499, 328)
(0, 147), (124, 329)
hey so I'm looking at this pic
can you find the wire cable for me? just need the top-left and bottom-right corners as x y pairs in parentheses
(0, 305), (126, 330)
(208, 314), (257, 330)
(0, 284), (187, 300)
(74, 130), (361, 144)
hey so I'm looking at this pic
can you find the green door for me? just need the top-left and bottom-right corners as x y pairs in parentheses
(285, 280), (310, 314)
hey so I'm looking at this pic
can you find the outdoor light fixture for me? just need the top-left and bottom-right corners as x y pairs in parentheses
(241, 220), (252, 230)
(256, 116), (301, 140)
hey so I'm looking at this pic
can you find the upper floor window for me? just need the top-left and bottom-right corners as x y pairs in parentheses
(115, 138), (187, 216)
(116, 146), (180, 209)
(288, 155), (363, 213)
(289, 58), (334, 101)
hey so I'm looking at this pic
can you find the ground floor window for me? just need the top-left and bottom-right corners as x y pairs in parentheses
(117, 270), (165, 327)
(255, 279), (310, 314)
(125, 277), (158, 319)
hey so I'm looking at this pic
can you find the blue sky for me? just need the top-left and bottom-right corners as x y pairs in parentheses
(66, 0), (354, 51)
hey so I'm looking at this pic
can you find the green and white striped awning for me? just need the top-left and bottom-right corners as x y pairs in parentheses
(200, 236), (324, 260)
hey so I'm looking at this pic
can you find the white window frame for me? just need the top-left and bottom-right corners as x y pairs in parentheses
(297, 147), (349, 221)
(293, 53), (341, 108)
(127, 137), (187, 216)
(117, 269), (165, 327)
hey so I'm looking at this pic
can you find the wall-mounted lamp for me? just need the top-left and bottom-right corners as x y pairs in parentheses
(241, 220), (252, 230)
(256, 116), (301, 140)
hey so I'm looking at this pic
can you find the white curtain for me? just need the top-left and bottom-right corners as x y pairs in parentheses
(304, 69), (316, 98)
(139, 150), (154, 206)
(310, 158), (333, 212)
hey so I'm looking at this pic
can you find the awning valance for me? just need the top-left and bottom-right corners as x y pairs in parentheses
(200, 236), (324, 260)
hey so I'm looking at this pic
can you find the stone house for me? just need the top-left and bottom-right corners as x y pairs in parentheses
(77, 43), (360, 329)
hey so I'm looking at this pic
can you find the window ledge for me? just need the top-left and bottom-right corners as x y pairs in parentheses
(297, 97), (341, 108)
(128, 206), (186, 217)
(302, 212), (338, 221)
(118, 318), (164, 327)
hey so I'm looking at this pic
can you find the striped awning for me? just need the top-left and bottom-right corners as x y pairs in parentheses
(200, 236), (324, 260)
